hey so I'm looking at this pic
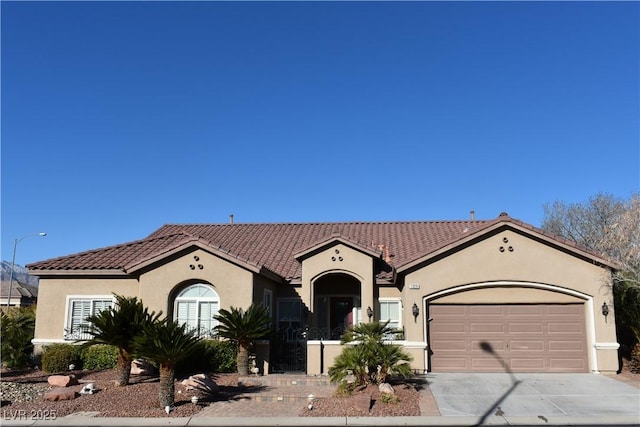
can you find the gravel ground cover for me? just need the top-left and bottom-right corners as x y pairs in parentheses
(1, 364), (636, 419)
(0, 369), (422, 418)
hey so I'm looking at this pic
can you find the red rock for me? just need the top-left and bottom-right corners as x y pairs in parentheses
(44, 388), (77, 401)
(47, 375), (79, 387)
(353, 393), (371, 413)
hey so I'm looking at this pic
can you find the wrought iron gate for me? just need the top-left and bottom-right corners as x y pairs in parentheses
(272, 326), (307, 372)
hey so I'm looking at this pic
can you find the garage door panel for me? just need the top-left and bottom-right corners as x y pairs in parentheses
(510, 340), (544, 352)
(509, 323), (544, 333)
(471, 323), (504, 333)
(548, 305), (582, 315)
(429, 303), (587, 373)
(549, 340), (584, 352)
(432, 357), (468, 369)
(433, 340), (466, 351)
(471, 357), (505, 370)
(508, 305), (543, 316)
(548, 323), (582, 333)
(469, 306), (504, 316)
(511, 359), (546, 370)
(550, 358), (587, 371)
(471, 340), (505, 352)
(438, 323), (467, 333)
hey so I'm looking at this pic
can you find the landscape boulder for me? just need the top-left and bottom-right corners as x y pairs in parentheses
(131, 359), (156, 375)
(353, 393), (372, 413)
(379, 383), (395, 395)
(44, 388), (77, 401)
(47, 375), (79, 388)
(181, 373), (219, 395)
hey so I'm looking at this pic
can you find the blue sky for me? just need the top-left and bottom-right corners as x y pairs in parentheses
(2, 1), (638, 267)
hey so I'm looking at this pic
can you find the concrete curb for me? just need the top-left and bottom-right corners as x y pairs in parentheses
(2, 415), (639, 427)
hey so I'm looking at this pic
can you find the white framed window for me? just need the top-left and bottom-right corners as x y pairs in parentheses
(174, 283), (219, 338)
(378, 298), (402, 331)
(65, 295), (114, 340)
(263, 289), (273, 315)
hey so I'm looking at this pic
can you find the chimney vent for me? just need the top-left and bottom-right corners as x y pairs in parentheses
(470, 210), (475, 221)
(229, 214), (234, 224)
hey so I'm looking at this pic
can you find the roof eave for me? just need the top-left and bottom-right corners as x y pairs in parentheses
(29, 269), (128, 277)
(397, 220), (617, 273)
(124, 239), (264, 274)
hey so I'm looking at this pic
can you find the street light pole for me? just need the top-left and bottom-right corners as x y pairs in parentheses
(7, 232), (46, 308)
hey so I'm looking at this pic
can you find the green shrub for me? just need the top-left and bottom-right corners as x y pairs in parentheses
(176, 339), (237, 374)
(81, 344), (118, 370)
(380, 393), (400, 404)
(329, 321), (413, 386)
(41, 343), (82, 373)
(0, 307), (36, 369)
(334, 380), (355, 396)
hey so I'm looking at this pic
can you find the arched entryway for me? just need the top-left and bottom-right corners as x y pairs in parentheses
(313, 273), (362, 340)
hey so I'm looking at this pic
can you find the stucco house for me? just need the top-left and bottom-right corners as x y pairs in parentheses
(27, 213), (620, 375)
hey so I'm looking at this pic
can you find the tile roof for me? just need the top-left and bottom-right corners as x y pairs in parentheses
(26, 214), (615, 281)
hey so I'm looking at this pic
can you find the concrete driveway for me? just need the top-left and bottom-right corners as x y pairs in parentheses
(426, 372), (640, 419)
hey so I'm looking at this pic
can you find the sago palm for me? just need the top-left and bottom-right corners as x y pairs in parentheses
(83, 294), (161, 386)
(330, 320), (412, 386)
(214, 304), (272, 376)
(340, 320), (402, 344)
(133, 319), (202, 408)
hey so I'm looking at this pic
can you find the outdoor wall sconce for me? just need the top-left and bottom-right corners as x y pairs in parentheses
(367, 306), (373, 320)
(412, 303), (419, 320)
(602, 302), (609, 320)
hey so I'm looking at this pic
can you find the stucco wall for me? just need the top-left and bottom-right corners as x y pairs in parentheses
(33, 277), (138, 343)
(301, 243), (375, 320)
(403, 229), (618, 373)
(139, 248), (254, 315)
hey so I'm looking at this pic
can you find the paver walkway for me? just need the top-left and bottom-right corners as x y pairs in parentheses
(194, 374), (439, 417)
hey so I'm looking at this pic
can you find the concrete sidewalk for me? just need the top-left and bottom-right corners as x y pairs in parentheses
(2, 415), (640, 426)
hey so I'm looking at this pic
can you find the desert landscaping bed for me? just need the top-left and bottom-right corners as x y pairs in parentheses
(1, 366), (636, 419)
(0, 368), (423, 418)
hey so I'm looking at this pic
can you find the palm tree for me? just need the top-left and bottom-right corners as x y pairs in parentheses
(83, 294), (161, 386)
(214, 304), (272, 376)
(133, 319), (202, 408)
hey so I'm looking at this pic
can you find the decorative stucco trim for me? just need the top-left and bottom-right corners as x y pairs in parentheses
(594, 342), (620, 350)
(424, 281), (591, 301)
(294, 236), (381, 260)
(32, 338), (70, 346)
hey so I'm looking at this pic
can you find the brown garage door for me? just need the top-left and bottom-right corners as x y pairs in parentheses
(429, 304), (588, 372)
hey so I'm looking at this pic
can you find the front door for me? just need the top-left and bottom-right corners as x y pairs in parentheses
(330, 297), (353, 339)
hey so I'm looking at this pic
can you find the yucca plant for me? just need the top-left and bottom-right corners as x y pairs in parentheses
(214, 304), (272, 376)
(133, 319), (202, 408)
(83, 294), (161, 386)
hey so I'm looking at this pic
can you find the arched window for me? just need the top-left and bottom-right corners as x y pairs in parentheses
(174, 283), (219, 338)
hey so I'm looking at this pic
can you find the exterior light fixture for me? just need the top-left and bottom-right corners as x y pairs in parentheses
(602, 302), (609, 318)
(412, 303), (419, 320)
(7, 232), (46, 307)
(366, 306), (373, 320)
